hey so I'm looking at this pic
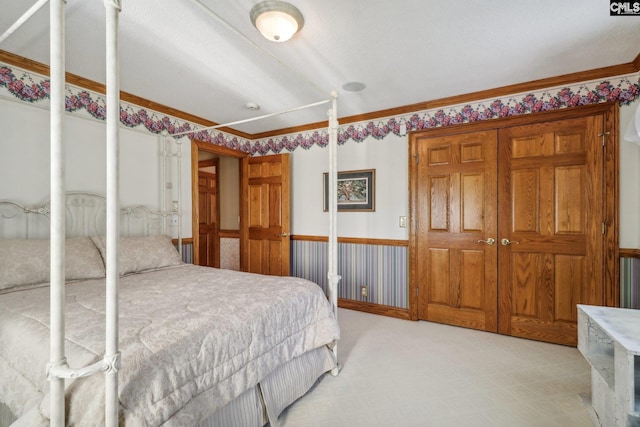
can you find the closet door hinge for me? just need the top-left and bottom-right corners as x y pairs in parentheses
(414, 154), (419, 164)
(599, 131), (610, 147)
(602, 222), (606, 235)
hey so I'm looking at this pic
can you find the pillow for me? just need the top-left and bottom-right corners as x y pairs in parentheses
(90, 235), (183, 275)
(65, 237), (108, 281)
(0, 237), (106, 291)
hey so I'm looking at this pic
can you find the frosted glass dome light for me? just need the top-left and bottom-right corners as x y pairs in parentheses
(250, 1), (304, 42)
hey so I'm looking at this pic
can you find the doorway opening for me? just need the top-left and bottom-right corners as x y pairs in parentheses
(191, 140), (247, 268)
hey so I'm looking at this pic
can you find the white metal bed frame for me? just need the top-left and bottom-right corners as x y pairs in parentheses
(1, 2), (341, 426)
(0, 192), (165, 240)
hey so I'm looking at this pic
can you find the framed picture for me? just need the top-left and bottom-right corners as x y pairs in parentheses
(323, 169), (375, 212)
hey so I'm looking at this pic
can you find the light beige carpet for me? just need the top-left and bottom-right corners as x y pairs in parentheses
(280, 308), (595, 427)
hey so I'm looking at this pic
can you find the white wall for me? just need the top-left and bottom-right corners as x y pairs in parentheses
(619, 100), (640, 248)
(219, 156), (240, 230)
(0, 98), (192, 238)
(290, 133), (409, 240)
(2, 96), (639, 248)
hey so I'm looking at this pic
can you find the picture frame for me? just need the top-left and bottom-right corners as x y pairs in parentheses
(323, 169), (375, 212)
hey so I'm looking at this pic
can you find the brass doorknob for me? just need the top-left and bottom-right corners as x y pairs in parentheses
(276, 232), (289, 237)
(477, 238), (496, 245)
(501, 238), (519, 245)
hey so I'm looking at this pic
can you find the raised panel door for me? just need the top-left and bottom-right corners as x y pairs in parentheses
(242, 154), (290, 276)
(498, 115), (604, 346)
(415, 130), (498, 332)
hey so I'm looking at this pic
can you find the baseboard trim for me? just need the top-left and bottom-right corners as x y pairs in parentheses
(338, 298), (411, 320)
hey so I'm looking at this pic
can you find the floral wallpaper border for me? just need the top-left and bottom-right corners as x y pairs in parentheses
(1, 63), (639, 155)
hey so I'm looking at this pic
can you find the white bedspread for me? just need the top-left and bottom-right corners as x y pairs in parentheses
(0, 265), (340, 426)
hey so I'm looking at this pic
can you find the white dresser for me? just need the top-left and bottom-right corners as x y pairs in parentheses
(578, 305), (640, 427)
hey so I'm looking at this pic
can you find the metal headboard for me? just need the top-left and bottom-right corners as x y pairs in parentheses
(0, 192), (164, 239)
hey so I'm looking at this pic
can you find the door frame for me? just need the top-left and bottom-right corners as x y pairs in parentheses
(408, 102), (619, 321)
(197, 157), (220, 267)
(191, 140), (248, 267)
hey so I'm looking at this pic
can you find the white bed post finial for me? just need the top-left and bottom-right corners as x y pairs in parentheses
(327, 91), (341, 375)
(49, 0), (66, 425)
(104, 1), (122, 426)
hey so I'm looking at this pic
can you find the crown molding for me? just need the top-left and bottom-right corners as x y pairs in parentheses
(253, 53), (640, 139)
(0, 49), (253, 140)
(2, 49), (639, 141)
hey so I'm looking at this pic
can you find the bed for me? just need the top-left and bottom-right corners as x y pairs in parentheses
(3, 3), (342, 425)
(0, 194), (340, 426)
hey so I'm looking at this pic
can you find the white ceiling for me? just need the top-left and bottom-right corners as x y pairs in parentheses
(1, 0), (639, 135)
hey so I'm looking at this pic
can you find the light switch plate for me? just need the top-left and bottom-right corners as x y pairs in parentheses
(399, 216), (407, 228)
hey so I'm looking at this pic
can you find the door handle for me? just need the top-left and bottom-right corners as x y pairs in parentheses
(501, 238), (519, 246)
(477, 238), (496, 245)
(276, 232), (289, 237)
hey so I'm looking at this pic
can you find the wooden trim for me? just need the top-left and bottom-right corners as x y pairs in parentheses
(240, 156), (249, 272)
(252, 57), (640, 139)
(198, 158), (218, 168)
(3, 48), (638, 141)
(291, 234), (408, 247)
(192, 141), (246, 266)
(193, 139), (248, 158)
(407, 102), (619, 138)
(219, 229), (240, 238)
(338, 298), (411, 320)
(0, 50), (252, 140)
(408, 125), (419, 321)
(408, 102), (620, 321)
(620, 248), (640, 259)
(191, 143), (200, 265)
(633, 52), (640, 71)
(291, 235), (328, 242)
(604, 104), (620, 307)
(172, 237), (193, 245)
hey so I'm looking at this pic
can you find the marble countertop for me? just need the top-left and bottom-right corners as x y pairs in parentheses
(578, 304), (640, 354)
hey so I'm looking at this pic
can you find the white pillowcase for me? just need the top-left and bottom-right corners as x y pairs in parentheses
(0, 237), (106, 291)
(90, 234), (182, 276)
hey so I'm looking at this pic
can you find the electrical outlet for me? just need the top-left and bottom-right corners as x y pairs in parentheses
(360, 285), (368, 298)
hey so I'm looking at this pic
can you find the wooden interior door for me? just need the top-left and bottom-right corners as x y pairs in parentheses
(414, 130), (498, 332)
(498, 116), (604, 346)
(198, 159), (219, 268)
(409, 104), (617, 346)
(241, 153), (290, 276)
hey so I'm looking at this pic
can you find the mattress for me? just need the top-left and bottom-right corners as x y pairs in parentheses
(0, 264), (340, 426)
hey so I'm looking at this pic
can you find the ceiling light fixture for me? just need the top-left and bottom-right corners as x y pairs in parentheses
(250, 1), (304, 42)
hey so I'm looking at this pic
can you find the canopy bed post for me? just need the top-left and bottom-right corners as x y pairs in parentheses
(160, 133), (168, 235)
(48, 0), (66, 424)
(162, 136), (183, 255)
(327, 91), (342, 374)
(176, 139), (183, 256)
(0, 0), (49, 45)
(104, 1), (122, 425)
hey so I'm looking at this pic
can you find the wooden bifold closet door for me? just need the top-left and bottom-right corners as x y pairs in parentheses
(409, 103), (618, 346)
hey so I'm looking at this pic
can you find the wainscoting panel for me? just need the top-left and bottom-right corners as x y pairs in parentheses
(290, 239), (408, 309)
(174, 240), (194, 264)
(620, 257), (640, 309)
